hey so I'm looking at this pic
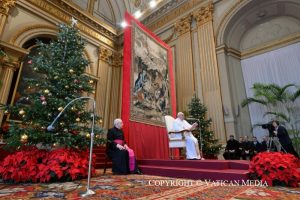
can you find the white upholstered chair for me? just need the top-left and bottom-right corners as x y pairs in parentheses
(164, 115), (186, 159)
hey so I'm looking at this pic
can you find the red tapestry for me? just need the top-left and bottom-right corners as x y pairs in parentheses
(122, 12), (176, 159)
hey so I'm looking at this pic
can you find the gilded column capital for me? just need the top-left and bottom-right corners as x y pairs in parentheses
(0, 57), (19, 71)
(174, 15), (192, 36)
(98, 46), (113, 63)
(112, 52), (123, 67)
(193, 3), (213, 27)
(0, 0), (17, 15)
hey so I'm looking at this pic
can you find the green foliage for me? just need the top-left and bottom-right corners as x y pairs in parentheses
(187, 96), (222, 156)
(241, 82), (300, 155)
(0, 49), (5, 57)
(1, 24), (105, 150)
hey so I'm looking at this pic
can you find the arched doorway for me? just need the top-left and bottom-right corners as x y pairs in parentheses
(216, 0), (300, 140)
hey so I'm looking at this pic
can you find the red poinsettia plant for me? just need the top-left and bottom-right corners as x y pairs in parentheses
(0, 147), (96, 183)
(249, 152), (300, 187)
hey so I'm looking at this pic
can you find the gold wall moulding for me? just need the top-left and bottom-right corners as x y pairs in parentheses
(241, 33), (300, 59)
(10, 25), (57, 45)
(193, 3), (213, 26)
(174, 15), (192, 36)
(25, 0), (116, 48)
(98, 46), (113, 63)
(0, 0), (17, 15)
(147, 0), (206, 31)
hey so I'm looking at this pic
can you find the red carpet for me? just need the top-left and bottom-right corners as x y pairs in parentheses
(94, 146), (250, 181)
(138, 159), (249, 181)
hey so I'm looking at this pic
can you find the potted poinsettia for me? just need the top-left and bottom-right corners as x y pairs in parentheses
(249, 152), (300, 187)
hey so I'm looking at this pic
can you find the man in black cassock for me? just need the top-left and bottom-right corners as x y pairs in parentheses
(272, 120), (299, 158)
(107, 119), (140, 174)
(250, 136), (261, 159)
(223, 135), (239, 160)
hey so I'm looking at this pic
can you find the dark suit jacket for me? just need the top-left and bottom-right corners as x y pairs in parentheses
(276, 126), (292, 145)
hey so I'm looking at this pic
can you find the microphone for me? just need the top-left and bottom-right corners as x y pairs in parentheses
(46, 96), (97, 197)
(47, 125), (55, 132)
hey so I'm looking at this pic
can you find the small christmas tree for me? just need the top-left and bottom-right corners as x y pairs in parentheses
(187, 96), (221, 156)
(1, 22), (104, 150)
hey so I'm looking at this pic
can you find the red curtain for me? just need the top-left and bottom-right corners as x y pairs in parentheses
(122, 12), (177, 160)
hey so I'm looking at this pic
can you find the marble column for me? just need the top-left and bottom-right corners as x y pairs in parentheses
(0, 0), (16, 37)
(193, 4), (226, 143)
(96, 46), (113, 129)
(174, 15), (195, 112)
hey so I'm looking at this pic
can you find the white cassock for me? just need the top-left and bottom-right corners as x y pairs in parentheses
(172, 118), (201, 159)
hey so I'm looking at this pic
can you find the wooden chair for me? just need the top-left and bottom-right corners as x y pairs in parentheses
(164, 115), (186, 159)
(103, 142), (110, 174)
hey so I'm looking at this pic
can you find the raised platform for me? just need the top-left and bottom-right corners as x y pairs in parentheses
(138, 159), (250, 181)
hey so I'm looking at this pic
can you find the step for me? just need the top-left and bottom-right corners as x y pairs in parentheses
(96, 163), (112, 169)
(138, 159), (249, 170)
(139, 165), (249, 181)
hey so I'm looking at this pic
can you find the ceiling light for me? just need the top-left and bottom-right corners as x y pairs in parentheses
(134, 10), (142, 19)
(149, 0), (157, 8)
(120, 21), (127, 28)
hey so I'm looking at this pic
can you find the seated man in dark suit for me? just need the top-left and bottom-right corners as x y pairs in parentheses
(241, 136), (254, 160)
(272, 120), (299, 158)
(223, 135), (239, 160)
(250, 136), (261, 159)
(237, 136), (244, 160)
(260, 136), (268, 152)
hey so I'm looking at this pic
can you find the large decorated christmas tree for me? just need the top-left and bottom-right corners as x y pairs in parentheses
(187, 96), (222, 157)
(1, 22), (104, 150)
(0, 22), (104, 183)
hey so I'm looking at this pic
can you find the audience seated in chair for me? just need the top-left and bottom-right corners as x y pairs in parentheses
(260, 136), (268, 152)
(241, 136), (254, 160)
(107, 119), (141, 175)
(237, 136), (244, 160)
(172, 112), (204, 160)
(223, 135), (239, 160)
(250, 136), (261, 159)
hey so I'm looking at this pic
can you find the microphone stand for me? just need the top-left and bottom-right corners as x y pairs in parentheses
(47, 97), (96, 197)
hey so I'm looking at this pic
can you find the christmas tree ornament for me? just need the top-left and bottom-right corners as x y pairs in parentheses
(53, 143), (58, 147)
(58, 107), (63, 111)
(65, 85), (69, 89)
(44, 89), (50, 94)
(71, 107), (76, 111)
(95, 135), (100, 139)
(86, 133), (90, 138)
(41, 126), (46, 130)
(99, 119), (103, 124)
(28, 60), (32, 64)
(69, 69), (74, 73)
(63, 128), (68, 133)
(35, 84), (39, 87)
(20, 134), (28, 142)
(40, 96), (46, 101)
(89, 80), (94, 84)
(54, 76), (58, 79)
(33, 67), (38, 71)
(92, 90), (95, 94)
(76, 118), (80, 122)
(42, 101), (47, 105)
(60, 122), (65, 126)
(19, 109), (25, 115)
(4, 110), (9, 115)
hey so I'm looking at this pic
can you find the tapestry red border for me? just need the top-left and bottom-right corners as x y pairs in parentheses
(121, 12), (176, 159)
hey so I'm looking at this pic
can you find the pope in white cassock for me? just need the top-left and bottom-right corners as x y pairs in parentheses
(172, 112), (203, 160)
